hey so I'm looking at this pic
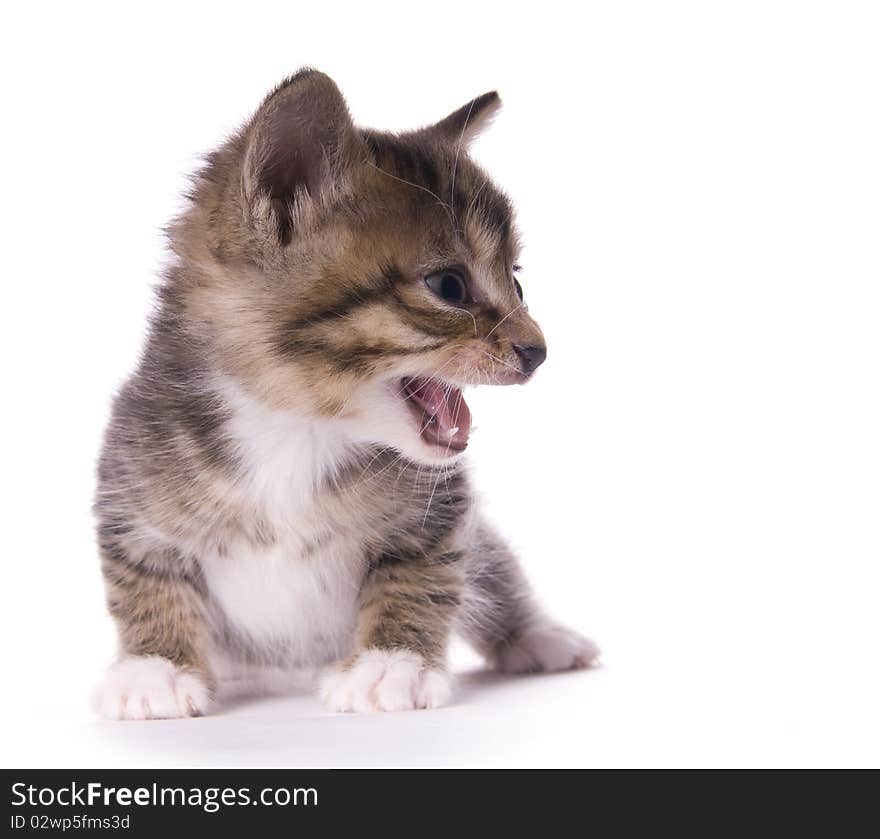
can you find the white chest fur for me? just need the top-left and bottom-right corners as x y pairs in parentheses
(203, 537), (362, 665)
(203, 378), (366, 665)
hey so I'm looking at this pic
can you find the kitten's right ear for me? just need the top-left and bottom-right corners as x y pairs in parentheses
(428, 91), (502, 146)
(243, 70), (359, 245)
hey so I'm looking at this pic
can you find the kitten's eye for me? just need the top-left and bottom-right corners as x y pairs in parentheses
(512, 264), (524, 302)
(425, 268), (470, 305)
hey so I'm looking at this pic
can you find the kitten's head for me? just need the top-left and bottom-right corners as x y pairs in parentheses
(182, 70), (547, 465)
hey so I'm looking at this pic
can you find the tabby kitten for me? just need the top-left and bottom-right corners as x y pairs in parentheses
(93, 70), (598, 719)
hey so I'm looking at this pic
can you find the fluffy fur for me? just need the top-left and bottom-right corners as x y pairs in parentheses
(94, 70), (598, 719)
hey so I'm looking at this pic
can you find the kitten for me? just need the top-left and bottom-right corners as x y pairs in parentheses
(93, 70), (598, 719)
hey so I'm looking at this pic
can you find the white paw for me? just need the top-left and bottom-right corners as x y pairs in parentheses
(495, 624), (600, 674)
(93, 656), (212, 720)
(319, 649), (451, 713)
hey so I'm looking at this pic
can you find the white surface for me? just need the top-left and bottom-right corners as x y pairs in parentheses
(2, 1), (879, 767)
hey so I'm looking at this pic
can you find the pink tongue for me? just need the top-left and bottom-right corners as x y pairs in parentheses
(404, 378), (472, 443)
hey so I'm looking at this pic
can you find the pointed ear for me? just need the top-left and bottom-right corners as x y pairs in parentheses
(243, 70), (359, 244)
(428, 91), (501, 145)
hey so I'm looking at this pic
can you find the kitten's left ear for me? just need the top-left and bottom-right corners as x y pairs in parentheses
(428, 91), (502, 145)
(243, 69), (361, 244)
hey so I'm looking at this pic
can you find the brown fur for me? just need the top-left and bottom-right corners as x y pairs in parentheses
(94, 69), (596, 718)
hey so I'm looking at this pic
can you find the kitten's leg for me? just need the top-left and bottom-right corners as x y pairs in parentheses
(320, 551), (463, 713)
(460, 520), (600, 673)
(93, 550), (214, 720)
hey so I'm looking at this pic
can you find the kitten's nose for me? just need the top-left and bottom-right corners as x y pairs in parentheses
(513, 344), (547, 375)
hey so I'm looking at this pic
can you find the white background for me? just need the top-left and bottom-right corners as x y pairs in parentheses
(2, 1), (878, 767)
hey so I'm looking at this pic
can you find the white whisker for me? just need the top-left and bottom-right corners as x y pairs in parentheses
(367, 161), (454, 225)
(486, 302), (525, 338)
(450, 98), (478, 226)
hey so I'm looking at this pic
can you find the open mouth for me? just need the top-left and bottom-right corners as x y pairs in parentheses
(400, 377), (472, 453)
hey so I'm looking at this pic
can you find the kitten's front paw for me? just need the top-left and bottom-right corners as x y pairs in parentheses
(320, 649), (451, 713)
(495, 624), (600, 674)
(93, 655), (212, 720)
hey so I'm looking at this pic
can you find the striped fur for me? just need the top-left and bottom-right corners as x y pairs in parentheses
(94, 70), (597, 718)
